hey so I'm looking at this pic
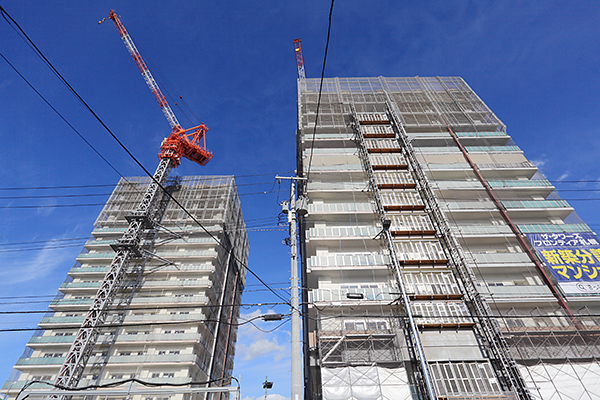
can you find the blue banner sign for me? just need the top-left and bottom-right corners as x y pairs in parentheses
(527, 232), (600, 294)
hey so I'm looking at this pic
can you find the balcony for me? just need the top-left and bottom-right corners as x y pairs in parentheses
(60, 279), (212, 290)
(380, 191), (424, 210)
(465, 145), (521, 153)
(368, 154), (408, 169)
(518, 223), (592, 234)
(451, 224), (513, 236)
(16, 356), (64, 366)
(304, 163), (364, 172)
(442, 200), (496, 211)
(303, 133), (354, 141)
(502, 199), (572, 210)
(455, 131), (508, 138)
(411, 301), (474, 327)
(307, 253), (389, 269)
(404, 271), (462, 300)
(432, 180), (484, 189)
(394, 240), (447, 264)
(470, 252), (531, 265)
(478, 284), (554, 299)
(388, 213), (435, 235)
(374, 171), (415, 189)
(308, 202), (376, 214)
(76, 249), (218, 262)
(307, 225), (379, 239)
(69, 263), (215, 275)
(415, 146), (462, 154)
(488, 179), (553, 189)
(51, 295), (209, 308)
(364, 139), (401, 153)
(309, 287), (395, 303)
(306, 181), (368, 191)
(361, 124), (395, 138)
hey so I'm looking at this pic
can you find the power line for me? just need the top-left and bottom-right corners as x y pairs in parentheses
(0, 50), (125, 179)
(304, 0), (335, 181)
(0, 8), (290, 309)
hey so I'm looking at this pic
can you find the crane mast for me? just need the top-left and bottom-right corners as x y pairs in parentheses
(53, 10), (212, 394)
(293, 38), (306, 79)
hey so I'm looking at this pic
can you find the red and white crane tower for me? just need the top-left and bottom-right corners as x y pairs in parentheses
(293, 38), (306, 79)
(53, 10), (213, 392)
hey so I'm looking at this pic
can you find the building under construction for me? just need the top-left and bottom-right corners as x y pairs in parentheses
(296, 76), (600, 399)
(2, 175), (248, 400)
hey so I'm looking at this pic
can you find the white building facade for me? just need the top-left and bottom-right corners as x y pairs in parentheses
(297, 77), (600, 399)
(3, 175), (248, 400)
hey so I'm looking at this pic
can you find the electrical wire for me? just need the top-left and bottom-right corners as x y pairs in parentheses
(14, 376), (239, 400)
(0, 7), (294, 313)
(0, 50), (125, 179)
(304, 0), (335, 181)
(0, 313), (291, 332)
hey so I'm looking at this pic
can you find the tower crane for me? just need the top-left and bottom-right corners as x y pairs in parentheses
(293, 38), (306, 79)
(53, 10), (213, 392)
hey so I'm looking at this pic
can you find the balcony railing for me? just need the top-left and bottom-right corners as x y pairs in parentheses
(442, 200), (496, 211)
(477, 161), (536, 169)
(307, 225), (379, 239)
(307, 253), (390, 269)
(388, 213), (435, 234)
(304, 163), (364, 172)
(488, 179), (552, 188)
(478, 285), (554, 298)
(368, 154), (408, 168)
(306, 181), (368, 191)
(394, 240), (447, 263)
(364, 139), (401, 150)
(451, 224), (513, 235)
(502, 200), (571, 209)
(518, 223), (592, 234)
(61, 279), (211, 290)
(465, 145), (521, 152)
(470, 252), (531, 264)
(309, 287), (395, 302)
(380, 191), (424, 209)
(432, 180), (483, 189)
(308, 202), (376, 213)
(411, 301), (473, 325)
(455, 131), (508, 138)
(374, 171), (415, 188)
(404, 272), (462, 298)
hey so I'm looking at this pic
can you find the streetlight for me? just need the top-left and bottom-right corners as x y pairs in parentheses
(263, 376), (273, 400)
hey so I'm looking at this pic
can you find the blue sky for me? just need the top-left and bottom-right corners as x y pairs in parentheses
(0, 1), (599, 400)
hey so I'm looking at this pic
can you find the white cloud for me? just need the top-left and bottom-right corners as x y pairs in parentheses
(557, 172), (570, 181)
(531, 159), (547, 167)
(235, 309), (289, 363)
(0, 240), (73, 284)
(237, 336), (285, 361)
(241, 395), (289, 400)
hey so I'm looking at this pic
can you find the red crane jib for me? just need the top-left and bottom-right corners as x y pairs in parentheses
(159, 124), (213, 167)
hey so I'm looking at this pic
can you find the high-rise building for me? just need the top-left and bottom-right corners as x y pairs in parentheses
(2, 175), (248, 400)
(297, 76), (600, 399)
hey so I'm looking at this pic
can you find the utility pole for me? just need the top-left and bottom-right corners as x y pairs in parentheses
(277, 174), (307, 400)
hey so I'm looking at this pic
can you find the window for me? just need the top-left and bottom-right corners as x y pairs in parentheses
(151, 373), (160, 378)
(163, 330), (172, 334)
(158, 351), (166, 355)
(163, 373), (175, 378)
(174, 330), (185, 334)
(169, 351), (180, 355)
(110, 374), (124, 379)
(119, 352), (131, 356)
